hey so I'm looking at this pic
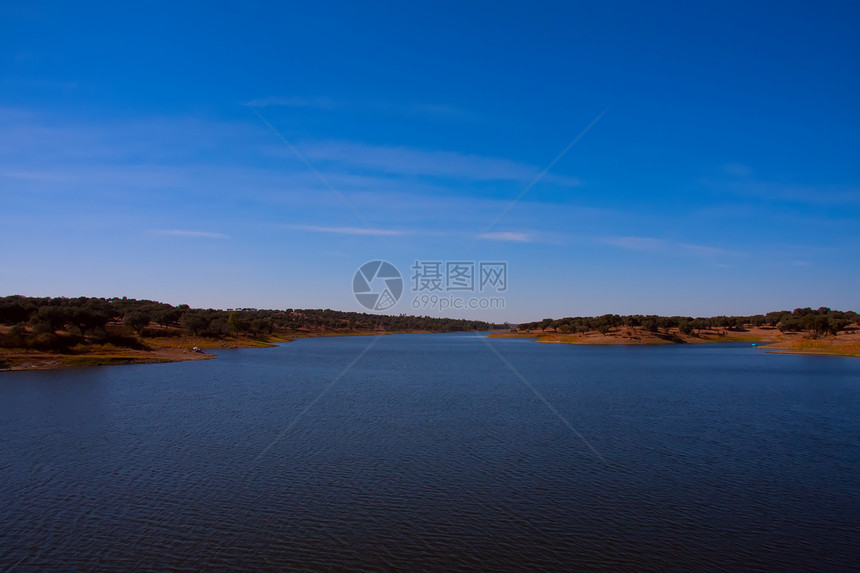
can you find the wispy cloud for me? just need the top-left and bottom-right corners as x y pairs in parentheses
(478, 231), (532, 242)
(678, 242), (738, 257)
(4, 78), (79, 91)
(723, 162), (752, 178)
(375, 101), (479, 121)
(245, 96), (479, 121)
(152, 229), (228, 239)
(286, 223), (542, 243)
(283, 224), (403, 236)
(703, 166), (860, 207)
(601, 236), (740, 257)
(286, 140), (581, 186)
(0, 106), (619, 249)
(245, 96), (335, 109)
(1, 169), (78, 183)
(601, 236), (666, 251)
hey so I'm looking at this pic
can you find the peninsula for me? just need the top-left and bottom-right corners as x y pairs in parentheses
(0, 296), (503, 371)
(492, 308), (860, 357)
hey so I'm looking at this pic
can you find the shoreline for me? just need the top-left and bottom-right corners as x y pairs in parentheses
(4, 327), (859, 372)
(0, 330), (467, 372)
(489, 327), (860, 358)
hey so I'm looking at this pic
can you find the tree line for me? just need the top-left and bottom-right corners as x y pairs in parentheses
(0, 296), (504, 351)
(515, 307), (859, 337)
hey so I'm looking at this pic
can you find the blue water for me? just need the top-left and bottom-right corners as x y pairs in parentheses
(1, 334), (859, 571)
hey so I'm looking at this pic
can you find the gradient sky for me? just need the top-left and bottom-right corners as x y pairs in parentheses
(2, 1), (859, 322)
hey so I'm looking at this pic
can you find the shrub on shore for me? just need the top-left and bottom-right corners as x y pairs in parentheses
(0, 295), (504, 352)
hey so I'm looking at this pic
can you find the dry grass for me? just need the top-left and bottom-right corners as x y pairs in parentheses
(767, 338), (860, 357)
(5, 323), (858, 372)
(1, 329), (401, 371)
(0, 351), (200, 370)
(492, 325), (860, 358)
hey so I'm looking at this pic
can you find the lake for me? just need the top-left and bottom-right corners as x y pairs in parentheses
(1, 334), (859, 571)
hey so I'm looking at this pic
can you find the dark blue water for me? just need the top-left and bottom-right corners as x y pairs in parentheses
(1, 334), (859, 571)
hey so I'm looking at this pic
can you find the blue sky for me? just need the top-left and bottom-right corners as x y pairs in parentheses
(2, 1), (859, 322)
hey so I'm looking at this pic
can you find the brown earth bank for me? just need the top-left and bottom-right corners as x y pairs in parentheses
(0, 327), (438, 372)
(489, 325), (860, 357)
(5, 302), (860, 369)
(4, 325), (859, 371)
(0, 296), (504, 372)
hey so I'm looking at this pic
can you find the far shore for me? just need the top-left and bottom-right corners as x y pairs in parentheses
(0, 329), (434, 372)
(4, 324), (859, 373)
(489, 325), (860, 358)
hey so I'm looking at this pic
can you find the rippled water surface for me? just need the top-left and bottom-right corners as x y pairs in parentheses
(2, 334), (859, 571)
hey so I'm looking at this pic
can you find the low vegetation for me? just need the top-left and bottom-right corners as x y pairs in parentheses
(0, 296), (504, 369)
(513, 307), (858, 337)
(500, 307), (860, 356)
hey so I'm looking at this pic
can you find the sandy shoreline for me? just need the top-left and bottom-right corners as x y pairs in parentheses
(3, 326), (858, 372)
(0, 330), (443, 372)
(490, 326), (860, 357)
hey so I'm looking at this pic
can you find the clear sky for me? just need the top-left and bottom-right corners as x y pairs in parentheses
(2, 1), (859, 322)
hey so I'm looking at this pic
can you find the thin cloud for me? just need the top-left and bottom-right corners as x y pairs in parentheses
(287, 224), (536, 242)
(678, 242), (739, 257)
(601, 236), (666, 251)
(245, 96), (479, 121)
(290, 140), (581, 186)
(8, 79), (79, 90)
(478, 231), (532, 242)
(723, 163), (752, 178)
(0, 106), (35, 122)
(742, 181), (860, 206)
(284, 224), (403, 236)
(1, 169), (76, 183)
(245, 96), (335, 109)
(602, 236), (740, 257)
(703, 170), (860, 207)
(153, 229), (228, 239)
(376, 101), (479, 121)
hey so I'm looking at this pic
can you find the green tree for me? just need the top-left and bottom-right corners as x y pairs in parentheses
(250, 318), (273, 335)
(180, 312), (209, 336)
(123, 311), (151, 335)
(155, 308), (182, 328)
(778, 317), (802, 332)
(32, 307), (69, 333)
(207, 317), (230, 337)
(0, 301), (32, 325)
(228, 311), (249, 334)
(71, 306), (109, 335)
